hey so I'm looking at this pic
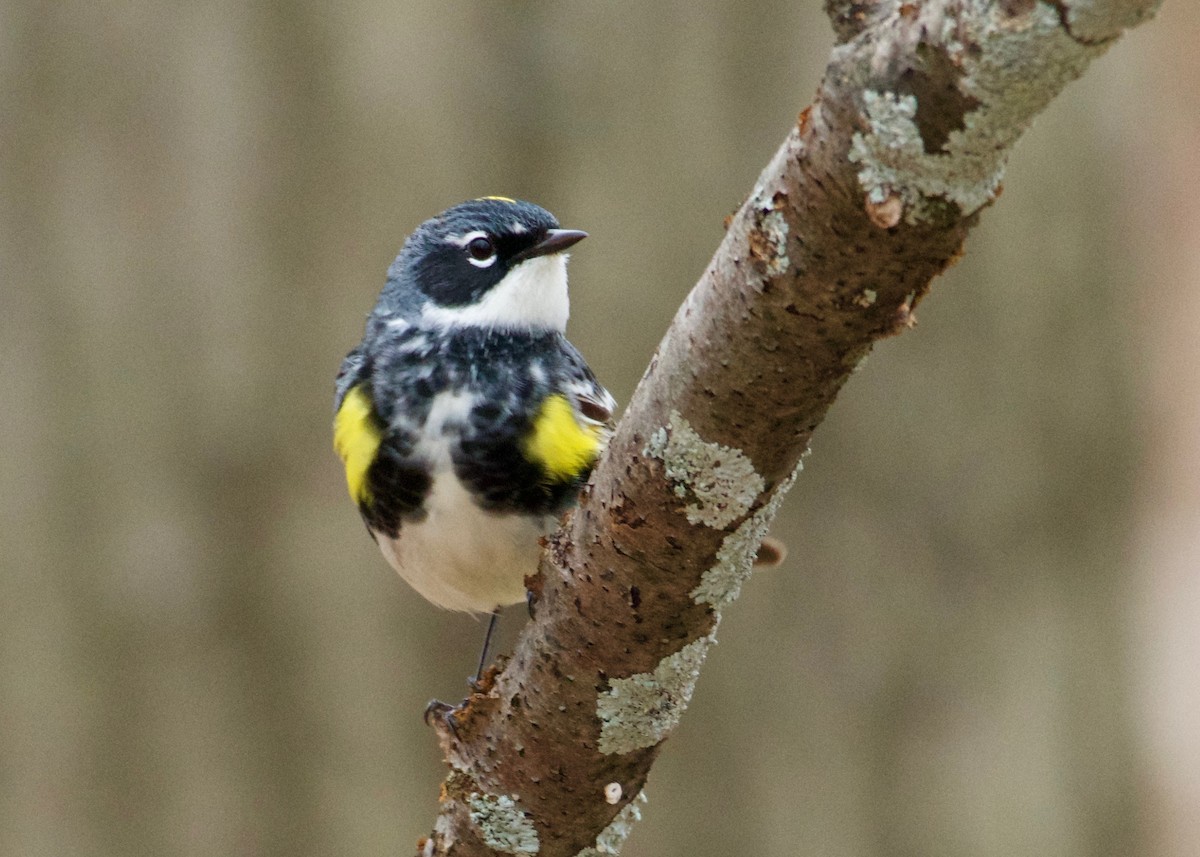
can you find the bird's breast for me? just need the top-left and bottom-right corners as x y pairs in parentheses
(374, 468), (550, 613)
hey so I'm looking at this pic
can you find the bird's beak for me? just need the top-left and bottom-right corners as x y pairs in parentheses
(513, 228), (588, 262)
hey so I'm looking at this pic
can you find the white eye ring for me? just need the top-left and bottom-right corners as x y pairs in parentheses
(455, 230), (497, 268)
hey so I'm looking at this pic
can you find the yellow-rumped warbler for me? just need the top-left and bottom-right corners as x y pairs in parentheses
(333, 198), (615, 674)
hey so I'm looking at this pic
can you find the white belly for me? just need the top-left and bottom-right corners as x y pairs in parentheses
(376, 470), (551, 613)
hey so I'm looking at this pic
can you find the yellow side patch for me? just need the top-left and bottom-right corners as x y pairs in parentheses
(523, 394), (602, 483)
(333, 385), (382, 505)
(478, 195), (516, 204)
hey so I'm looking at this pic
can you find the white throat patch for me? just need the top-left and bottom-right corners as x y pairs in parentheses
(421, 254), (570, 333)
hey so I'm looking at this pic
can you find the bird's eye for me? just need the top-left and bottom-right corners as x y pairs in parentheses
(466, 236), (495, 261)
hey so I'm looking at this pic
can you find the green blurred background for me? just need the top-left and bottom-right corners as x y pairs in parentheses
(4, 2), (1198, 855)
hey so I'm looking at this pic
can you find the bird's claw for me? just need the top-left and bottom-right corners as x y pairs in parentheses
(423, 699), (464, 737)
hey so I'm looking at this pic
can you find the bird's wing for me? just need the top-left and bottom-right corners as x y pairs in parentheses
(557, 340), (617, 432)
(333, 348), (431, 539)
(334, 347), (365, 413)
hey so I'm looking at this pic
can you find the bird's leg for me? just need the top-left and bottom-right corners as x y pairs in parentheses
(425, 608), (502, 733)
(468, 608), (501, 691)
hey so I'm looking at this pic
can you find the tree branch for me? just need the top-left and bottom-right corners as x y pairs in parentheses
(419, 1), (1162, 855)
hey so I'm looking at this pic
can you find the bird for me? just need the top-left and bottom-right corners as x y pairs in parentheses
(333, 197), (616, 683)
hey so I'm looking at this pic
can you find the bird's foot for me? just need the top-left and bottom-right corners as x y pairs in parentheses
(423, 698), (465, 738)
(467, 659), (504, 694)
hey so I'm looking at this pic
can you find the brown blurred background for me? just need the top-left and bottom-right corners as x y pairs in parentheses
(3, 2), (1197, 855)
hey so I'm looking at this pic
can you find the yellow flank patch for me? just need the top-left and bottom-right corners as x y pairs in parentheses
(478, 195), (516, 204)
(523, 394), (602, 483)
(333, 385), (382, 505)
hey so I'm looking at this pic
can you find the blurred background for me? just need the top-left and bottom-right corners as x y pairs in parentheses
(3, 1), (1197, 855)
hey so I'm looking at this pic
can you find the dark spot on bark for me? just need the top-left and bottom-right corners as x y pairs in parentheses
(896, 44), (981, 153)
(629, 586), (641, 610)
(1000, 0), (1037, 15)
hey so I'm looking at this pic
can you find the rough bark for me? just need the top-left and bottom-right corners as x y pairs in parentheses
(419, 1), (1162, 855)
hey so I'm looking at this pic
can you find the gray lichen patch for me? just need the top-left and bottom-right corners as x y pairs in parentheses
(757, 209), (790, 277)
(644, 410), (765, 529)
(467, 793), (540, 855)
(597, 634), (716, 755)
(746, 186), (790, 276)
(1063, 0), (1162, 43)
(575, 791), (649, 857)
(692, 460), (803, 610)
(433, 807), (457, 851)
(848, 2), (1107, 223)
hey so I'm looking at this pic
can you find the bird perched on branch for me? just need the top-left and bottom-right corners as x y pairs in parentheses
(333, 197), (615, 680)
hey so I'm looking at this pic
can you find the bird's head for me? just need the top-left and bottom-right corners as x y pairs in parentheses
(381, 197), (587, 333)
